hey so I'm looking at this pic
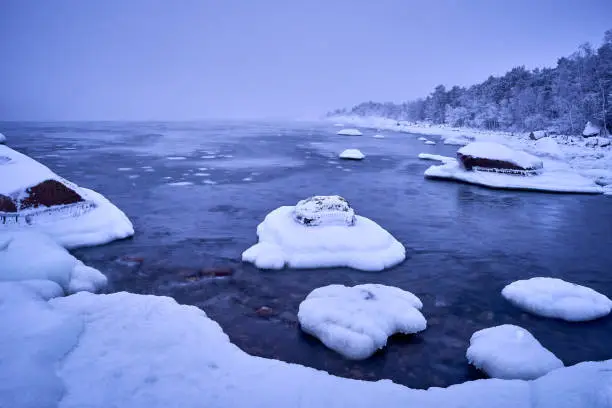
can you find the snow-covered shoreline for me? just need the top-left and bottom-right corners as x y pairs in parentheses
(328, 115), (612, 190)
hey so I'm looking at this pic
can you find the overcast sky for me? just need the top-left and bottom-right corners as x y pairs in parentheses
(1, 0), (611, 121)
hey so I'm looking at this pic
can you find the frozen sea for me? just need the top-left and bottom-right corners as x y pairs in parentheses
(3, 120), (612, 389)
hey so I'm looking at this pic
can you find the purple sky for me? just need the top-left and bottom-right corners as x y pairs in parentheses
(1, 0), (611, 120)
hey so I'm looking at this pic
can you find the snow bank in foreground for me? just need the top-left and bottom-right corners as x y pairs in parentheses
(339, 149), (365, 160)
(467, 324), (563, 380)
(337, 128), (363, 136)
(2, 281), (612, 408)
(0, 132), (5, 144)
(242, 205), (405, 271)
(0, 145), (134, 248)
(0, 232), (107, 293)
(502, 277), (612, 322)
(424, 161), (602, 194)
(298, 284), (426, 360)
(418, 153), (456, 164)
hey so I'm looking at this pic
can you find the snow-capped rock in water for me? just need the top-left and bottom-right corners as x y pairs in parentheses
(529, 130), (548, 140)
(0, 132), (5, 144)
(418, 137), (428, 141)
(2, 281), (612, 408)
(502, 277), (612, 322)
(0, 145), (133, 248)
(418, 153), (456, 164)
(373, 134), (385, 139)
(424, 140), (436, 145)
(466, 324), (563, 380)
(582, 121), (601, 137)
(337, 128), (363, 136)
(0, 232), (107, 293)
(339, 149), (365, 160)
(457, 142), (543, 174)
(242, 196), (405, 271)
(298, 284), (426, 360)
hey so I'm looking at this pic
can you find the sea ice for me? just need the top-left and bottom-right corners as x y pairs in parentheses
(166, 156), (187, 160)
(242, 198), (405, 271)
(466, 324), (563, 380)
(337, 128), (363, 136)
(339, 149), (365, 160)
(167, 181), (193, 186)
(502, 277), (612, 322)
(298, 284), (426, 360)
(418, 137), (428, 141)
(0, 231), (107, 293)
(0, 145), (134, 248)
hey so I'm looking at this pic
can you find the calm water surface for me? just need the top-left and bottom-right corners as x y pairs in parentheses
(3, 120), (611, 389)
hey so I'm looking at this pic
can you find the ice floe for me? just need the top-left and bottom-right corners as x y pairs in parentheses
(117, 167), (132, 171)
(242, 196), (405, 271)
(373, 134), (385, 139)
(339, 149), (365, 160)
(167, 181), (193, 186)
(337, 128), (363, 136)
(2, 281), (612, 408)
(466, 324), (563, 380)
(0, 232), (107, 293)
(0, 145), (134, 248)
(298, 284), (426, 360)
(502, 277), (612, 322)
(424, 140), (436, 145)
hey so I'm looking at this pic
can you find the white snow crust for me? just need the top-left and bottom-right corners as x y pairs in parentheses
(339, 149), (365, 160)
(337, 128), (363, 136)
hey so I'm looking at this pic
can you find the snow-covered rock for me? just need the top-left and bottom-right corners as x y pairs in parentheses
(418, 153), (456, 164)
(466, 324), (563, 380)
(3, 281), (612, 408)
(586, 137), (611, 148)
(373, 134), (385, 139)
(0, 232), (107, 293)
(457, 142), (543, 173)
(337, 128), (363, 136)
(339, 149), (365, 160)
(292, 195), (355, 227)
(582, 121), (601, 137)
(0, 132), (5, 144)
(242, 200), (405, 271)
(532, 137), (565, 160)
(529, 130), (548, 140)
(0, 145), (134, 248)
(298, 284), (426, 360)
(418, 137), (428, 141)
(424, 140), (436, 145)
(502, 277), (612, 322)
(424, 160), (603, 193)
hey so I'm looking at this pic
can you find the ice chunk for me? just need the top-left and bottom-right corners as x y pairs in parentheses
(466, 324), (563, 380)
(242, 204), (405, 271)
(373, 134), (385, 139)
(583, 121), (601, 137)
(293, 195), (355, 227)
(418, 137), (428, 141)
(166, 156), (187, 160)
(337, 128), (363, 136)
(424, 140), (436, 145)
(298, 284), (426, 360)
(424, 161), (603, 194)
(418, 153), (456, 164)
(0, 231), (107, 293)
(0, 145), (134, 248)
(457, 142), (543, 172)
(502, 277), (612, 322)
(339, 149), (365, 160)
(167, 181), (193, 186)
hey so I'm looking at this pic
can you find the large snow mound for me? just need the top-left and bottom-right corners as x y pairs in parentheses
(337, 128), (363, 136)
(242, 205), (405, 271)
(339, 149), (365, 160)
(0, 231), (107, 293)
(424, 161), (603, 194)
(502, 277), (612, 322)
(466, 324), (563, 380)
(298, 284), (426, 360)
(0, 145), (134, 248)
(457, 142), (543, 171)
(3, 281), (612, 408)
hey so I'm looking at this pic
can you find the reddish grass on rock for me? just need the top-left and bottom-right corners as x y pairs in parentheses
(19, 179), (84, 210)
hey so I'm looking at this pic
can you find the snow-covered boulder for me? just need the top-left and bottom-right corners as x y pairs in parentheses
(417, 137), (428, 141)
(529, 130), (548, 140)
(0, 145), (134, 248)
(0, 132), (5, 144)
(0, 231), (107, 293)
(373, 134), (385, 139)
(242, 198), (405, 271)
(424, 140), (436, 145)
(457, 142), (543, 174)
(339, 149), (365, 160)
(582, 121), (601, 137)
(466, 324), (563, 380)
(532, 137), (565, 160)
(298, 284), (426, 360)
(337, 128), (363, 136)
(585, 137), (611, 148)
(502, 277), (612, 322)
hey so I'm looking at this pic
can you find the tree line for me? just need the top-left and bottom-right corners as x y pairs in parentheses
(330, 30), (612, 135)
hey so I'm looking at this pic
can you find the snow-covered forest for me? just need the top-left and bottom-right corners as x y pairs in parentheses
(329, 30), (612, 136)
